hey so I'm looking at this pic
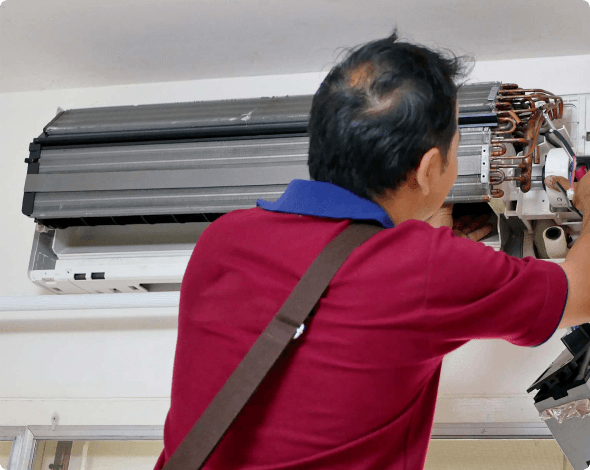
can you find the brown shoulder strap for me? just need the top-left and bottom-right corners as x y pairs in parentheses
(162, 222), (384, 470)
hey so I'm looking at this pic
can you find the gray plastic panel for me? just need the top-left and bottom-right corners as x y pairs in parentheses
(25, 166), (309, 193)
(45, 96), (314, 136)
(27, 128), (490, 218)
(30, 185), (289, 218)
(38, 137), (309, 174)
(28, 230), (58, 271)
(43, 83), (501, 137)
(27, 85), (498, 221)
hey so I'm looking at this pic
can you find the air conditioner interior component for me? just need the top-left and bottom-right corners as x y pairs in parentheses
(23, 83), (502, 230)
(28, 222), (208, 294)
(445, 127), (491, 203)
(528, 325), (590, 470)
(22, 83), (590, 296)
(20, 83), (505, 294)
(456, 81), (500, 126)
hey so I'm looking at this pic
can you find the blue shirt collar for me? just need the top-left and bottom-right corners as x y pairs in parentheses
(256, 179), (394, 228)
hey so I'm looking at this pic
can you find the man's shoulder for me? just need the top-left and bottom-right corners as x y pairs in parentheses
(207, 211), (442, 242)
(200, 208), (264, 236)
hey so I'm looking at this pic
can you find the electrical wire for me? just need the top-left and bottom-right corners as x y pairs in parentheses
(544, 133), (561, 149)
(548, 130), (576, 159)
(555, 181), (584, 218)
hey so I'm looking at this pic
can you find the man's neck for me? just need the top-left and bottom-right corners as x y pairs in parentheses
(372, 183), (430, 225)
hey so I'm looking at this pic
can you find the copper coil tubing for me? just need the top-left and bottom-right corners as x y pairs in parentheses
(489, 167), (529, 191)
(495, 102), (512, 110)
(491, 137), (529, 146)
(492, 144), (507, 157)
(498, 85), (562, 101)
(524, 109), (544, 165)
(491, 163), (527, 169)
(492, 175), (527, 185)
(499, 86), (560, 100)
(542, 101), (563, 120)
(519, 89), (563, 112)
(497, 94), (563, 119)
(506, 175), (527, 183)
(490, 154), (532, 160)
(490, 169), (506, 184)
(489, 83), (563, 197)
(497, 95), (537, 109)
(496, 109), (534, 117)
(495, 117), (517, 134)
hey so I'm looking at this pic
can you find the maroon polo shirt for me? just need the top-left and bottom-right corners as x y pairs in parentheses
(155, 181), (567, 470)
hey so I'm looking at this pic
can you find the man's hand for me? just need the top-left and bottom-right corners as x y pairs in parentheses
(545, 175), (590, 216)
(426, 204), (494, 242)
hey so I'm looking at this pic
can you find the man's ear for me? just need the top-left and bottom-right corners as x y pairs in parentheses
(415, 147), (442, 196)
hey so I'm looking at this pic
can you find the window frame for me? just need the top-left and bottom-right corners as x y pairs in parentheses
(2, 423), (553, 469)
(1, 427), (34, 470)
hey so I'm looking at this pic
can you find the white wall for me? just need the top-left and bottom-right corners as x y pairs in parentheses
(1, 54), (589, 428)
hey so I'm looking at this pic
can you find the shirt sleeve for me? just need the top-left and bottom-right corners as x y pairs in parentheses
(424, 226), (568, 350)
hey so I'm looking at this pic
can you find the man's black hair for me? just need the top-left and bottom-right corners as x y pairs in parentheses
(308, 31), (466, 200)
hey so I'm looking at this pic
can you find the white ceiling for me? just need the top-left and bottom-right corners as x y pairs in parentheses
(1, 0), (590, 93)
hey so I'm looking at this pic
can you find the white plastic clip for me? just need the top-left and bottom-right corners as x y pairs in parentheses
(51, 411), (60, 431)
(293, 324), (305, 340)
(567, 188), (575, 201)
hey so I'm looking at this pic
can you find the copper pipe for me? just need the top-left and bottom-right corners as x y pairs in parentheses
(496, 109), (534, 116)
(541, 101), (563, 120)
(490, 155), (531, 160)
(497, 95), (537, 109)
(491, 188), (505, 198)
(491, 163), (527, 169)
(492, 144), (507, 157)
(523, 109), (544, 165)
(505, 176), (526, 182)
(499, 92), (563, 119)
(492, 137), (529, 145)
(499, 90), (556, 101)
(490, 169), (527, 185)
(520, 154), (533, 192)
(490, 170), (506, 184)
(499, 93), (560, 106)
(528, 98), (562, 119)
(521, 89), (563, 114)
(521, 88), (557, 95)
(490, 84), (564, 196)
(508, 109), (522, 124)
(495, 117), (517, 134)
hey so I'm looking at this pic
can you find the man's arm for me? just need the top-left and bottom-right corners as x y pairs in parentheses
(546, 174), (590, 329)
(426, 203), (493, 241)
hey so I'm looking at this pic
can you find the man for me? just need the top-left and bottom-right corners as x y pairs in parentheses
(155, 32), (590, 469)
